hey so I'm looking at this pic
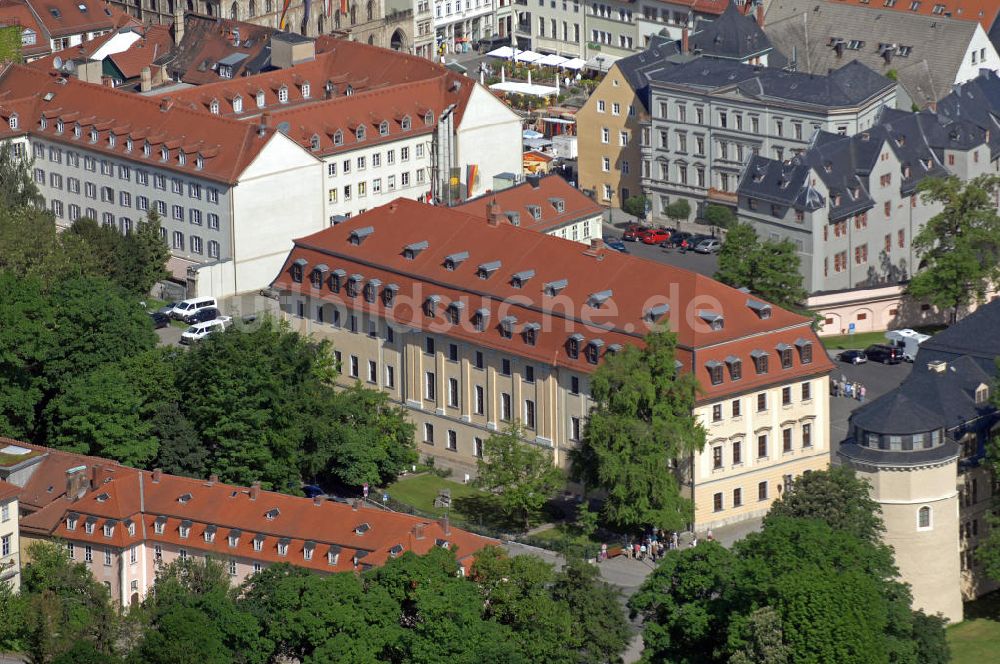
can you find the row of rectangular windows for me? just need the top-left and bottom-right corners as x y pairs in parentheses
(32, 144), (221, 203)
(326, 144), (423, 176)
(710, 382), (812, 422)
(327, 169), (426, 203)
(711, 424), (814, 472)
(712, 475), (795, 512)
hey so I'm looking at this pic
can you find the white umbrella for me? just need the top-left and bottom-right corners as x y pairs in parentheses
(561, 57), (587, 70)
(487, 46), (515, 58)
(537, 53), (568, 67)
(514, 50), (543, 63)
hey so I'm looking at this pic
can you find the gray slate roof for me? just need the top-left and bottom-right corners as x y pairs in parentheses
(764, 0), (980, 107)
(690, 2), (774, 61)
(936, 69), (1000, 160)
(614, 37), (687, 109)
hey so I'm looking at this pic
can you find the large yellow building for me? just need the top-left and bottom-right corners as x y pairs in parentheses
(273, 198), (832, 530)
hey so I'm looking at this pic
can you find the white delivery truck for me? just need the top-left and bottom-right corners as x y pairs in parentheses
(884, 329), (930, 362)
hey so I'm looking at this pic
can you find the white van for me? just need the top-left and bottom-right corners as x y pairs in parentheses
(169, 297), (218, 321)
(179, 317), (231, 345)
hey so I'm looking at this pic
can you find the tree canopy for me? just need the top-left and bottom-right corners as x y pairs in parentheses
(715, 222), (809, 312)
(571, 328), (705, 532)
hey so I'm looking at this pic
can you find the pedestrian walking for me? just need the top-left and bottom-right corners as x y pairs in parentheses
(706, 530), (714, 542)
(859, 384), (866, 403)
(600, 543), (608, 562)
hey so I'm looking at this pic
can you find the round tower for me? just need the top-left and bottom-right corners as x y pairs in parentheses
(839, 393), (963, 624)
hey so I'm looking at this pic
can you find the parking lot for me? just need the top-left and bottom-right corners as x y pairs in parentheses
(826, 350), (913, 454)
(603, 225), (720, 278)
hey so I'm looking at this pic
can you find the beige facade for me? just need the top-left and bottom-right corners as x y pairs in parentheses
(851, 458), (964, 624)
(691, 375), (830, 531)
(577, 63), (646, 206)
(0, 495), (20, 592)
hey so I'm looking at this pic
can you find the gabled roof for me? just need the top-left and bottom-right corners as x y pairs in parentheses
(106, 24), (173, 80)
(764, 0), (981, 108)
(690, 1), (773, 60)
(455, 174), (603, 234)
(20, 0), (134, 39)
(936, 68), (1000, 160)
(154, 13), (278, 85)
(828, 0), (1000, 32)
(273, 199), (832, 402)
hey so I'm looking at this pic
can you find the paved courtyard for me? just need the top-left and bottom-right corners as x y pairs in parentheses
(826, 351), (913, 455)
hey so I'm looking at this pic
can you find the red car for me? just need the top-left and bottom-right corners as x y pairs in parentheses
(640, 228), (671, 244)
(622, 225), (645, 241)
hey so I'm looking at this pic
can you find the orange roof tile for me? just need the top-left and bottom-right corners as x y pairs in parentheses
(26, 0), (134, 38)
(272, 199), (833, 403)
(828, 0), (1000, 30)
(455, 174), (604, 235)
(157, 13), (277, 85)
(0, 0), (48, 56)
(106, 24), (173, 79)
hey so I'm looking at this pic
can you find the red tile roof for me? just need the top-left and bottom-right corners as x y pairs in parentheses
(156, 13), (278, 85)
(5, 439), (492, 571)
(0, 481), (20, 503)
(0, 0), (48, 57)
(272, 199), (833, 403)
(455, 174), (604, 235)
(25, 0), (133, 38)
(0, 63), (277, 184)
(647, 0), (729, 16)
(106, 24), (173, 79)
(25, 24), (121, 69)
(828, 0), (1000, 30)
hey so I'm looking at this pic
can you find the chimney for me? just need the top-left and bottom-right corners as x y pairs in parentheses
(756, 2), (764, 26)
(159, 97), (173, 113)
(140, 66), (152, 93)
(249, 481), (260, 500)
(90, 464), (111, 490)
(65, 466), (88, 502)
(207, 474), (218, 486)
(258, 110), (271, 137)
(590, 237), (605, 250)
(681, 26), (689, 53)
(412, 523), (426, 540)
(313, 495), (324, 506)
(526, 173), (541, 189)
(487, 198), (501, 226)
(928, 360), (948, 373)
(440, 513), (451, 535)
(152, 468), (162, 483)
(352, 498), (362, 511)
(173, 7), (185, 45)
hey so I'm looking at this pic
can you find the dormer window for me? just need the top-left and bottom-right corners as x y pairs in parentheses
(310, 134), (321, 151)
(160, 146), (169, 162)
(356, 125), (366, 141)
(586, 339), (604, 364)
(153, 516), (166, 535)
(256, 90), (265, 108)
(379, 121), (389, 136)
(304, 541), (315, 560)
(506, 211), (521, 226)
(389, 544), (404, 558)
(346, 274), (362, 297)
(747, 299), (771, 319)
(178, 493), (193, 504)
(549, 197), (565, 212)
(976, 384), (990, 404)
(523, 322), (540, 346)
(56, 119), (64, 133)
(725, 355), (742, 380)
(278, 85), (289, 103)
(196, 155), (204, 170)
(404, 240), (429, 259)
(382, 283), (398, 307)
(178, 152), (186, 166)
(125, 138), (133, 152)
(776, 343), (793, 369)
(567, 333), (583, 359)
(302, 82), (311, 98)
(39, 117), (47, 130)
(127, 520), (135, 536)
(103, 522), (115, 537)
(424, 295), (441, 317)
(444, 251), (469, 270)
(364, 278), (381, 303)
(265, 508), (280, 520)
(349, 226), (374, 245)
(401, 116), (411, 130)
(333, 130), (344, 146)
(290, 257), (307, 283)
(511, 269), (535, 288)
(424, 110), (434, 125)
(66, 513), (79, 531)
(355, 522), (371, 535)
(179, 520), (191, 538)
(85, 517), (96, 534)
(544, 279), (568, 296)
(587, 290), (613, 309)
(142, 141), (150, 156)
(500, 316), (517, 339)
(474, 308), (490, 331)
(447, 301), (465, 324)
(795, 338), (813, 364)
(233, 95), (243, 113)
(253, 534), (264, 551)
(327, 547), (341, 565)
(698, 311), (724, 330)
(751, 350), (769, 374)
(108, 133), (116, 148)
(477, 260), (501, 279)
(706, 360), (723, 385)
(645, 303), (670, 322)
(310, 264), (328, 288)
(74, 124), (82, 139)
(89, 128), (98, 143)
(204, 525), (217, 543)
(330, 268), (345, 292)
(277, 538), (289, 556)
(209, 99), (220, 114)
(526, 205), (542, 220)
(228, 530), (241, 547)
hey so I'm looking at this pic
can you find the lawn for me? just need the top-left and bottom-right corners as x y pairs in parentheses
(948, 591), (1000, 664)
(385, 474), (483, 518)
(820, 325), (946, 351)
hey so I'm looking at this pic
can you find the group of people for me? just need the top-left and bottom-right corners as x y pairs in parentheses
(832, 376), (867, 402)
(599, 528), (718, 563)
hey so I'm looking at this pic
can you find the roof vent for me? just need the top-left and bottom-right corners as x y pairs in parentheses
(928, 360), (947, 373)
(511, 269), (535, 288)
(389, 544), (404, 557)
(355, 522), (371, 535)
(403, 240), (429, 259)
(444, 251), (469, 269)
(349, 226), (374, 245)
(477, 260), (501, 278)
(698, 311), (724, 330)
(587, 290), (613, 308)
(265, 508), (280, 520)
(544, 279), (568, 295)
(746, 299), (772, 319)
(645, 303), (670, 322)
(96, 492), (110, 502)
(177, 493), (192, 504)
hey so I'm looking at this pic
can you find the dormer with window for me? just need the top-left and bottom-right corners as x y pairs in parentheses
(256, 90), (266, 108)
(310, 134), (321, 151)
(976, 383), (990, 405)
(346, 275), (363, 297)
(586, 339), (604, 364)
(103, 520), (116, 538)
(196, 154), (204, 170)
(364, 278), (381, 303)
(209, 98), (220, 114)
(89, 128), (98, 143)
(277, 537), (290, 556)
(302, 82), (311, 98)
(310, 263), (328, 288)
(389, 544), (404, 558)
(404, 240), (429, 259)
(356, 125), (366, 141)
(85, 516), (97, 534)
(265, 507), (280, 520)
(178, 492), (193, 504)
(304, 540), (315, 560)
(401, 115), (412, 131)
(474, 308), (490, 331)
(523, 322), (540, 346)
(725, 355), (742, 380)
(278, 85), (289, 103)
(125, 138), (133, 152)
(74, 123), (81, 139)
(56, 119), (64, 133)
(587, 290), (613, 309)
(233, 95), (243, 113)
(379, 121), (389, 136)
(447, 301), (465, 324)
(499, 316), (517, 339)
(153, 515), (166, 535)
(178, 151), (187, 166)
(645, 303), (670, 323)
(424, 295), (441, 317)
(333, 129), (344, 146)
(567, 333), (583, 359)
(108, 133), (117, 148)
(795, 338), (813, 364)
(142, 140), (150, 156)
(424, 110), (434, 125)
(511, 269), (535, 288)
(698, 311), (724, 330)
(160, 146), (169, 162)
(355, 522), (371, 536)
(544, 279), (568, 296)
(349, 226), (374, 245)
(179, 520), (192, 538)
(290, 257), (307, 283)
(330, 268), (346, 292)
(777, 343), (793, 369)
(228, 529), (241, 547)
(253, 534), (265, 551)
(126, 519), (135, 537)
(204, 525), (217, 543)
(477, 260), (501, 279)
(382, 283), (399, 308)
(549, 197), (565, 212)
(751, 350), (769, 374)
(66, 513), (79, 531)
(444, 251), (469, 270)
(706, 360), (723, 386)
(526, 205), (542, 220)
(746, 299), (771, 319)
(506, 211), (521, 226)
(327, 546), (341, 565)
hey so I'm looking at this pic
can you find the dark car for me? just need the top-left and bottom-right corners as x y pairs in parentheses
(662, 231), (693, 248)
(622, 224), (645, 241)
(679, 234), (713, 252)
(838, 350), (868, 365)
(864, 344), (904, 364)
(603, 236), (629, 253)
(302, 485), (325, 498)
(155, 301), (178, 315)
(149, 311), (170, 329)
(185, 307), (222, 324)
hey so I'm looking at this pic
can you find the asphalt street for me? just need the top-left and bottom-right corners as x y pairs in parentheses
(826, 351), (913, 455)
(603, 223), (721, 278)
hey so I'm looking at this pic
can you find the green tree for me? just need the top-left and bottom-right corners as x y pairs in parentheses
(117, 211), (169, 296)
(703, 203), (735, 229)
(0, 141), (44, 209)
(0, 272), (52, 439)
(728, 607), (789, 664)
(908, 175), (1000, 320)
(665, 199), (691, 224)
(475, 421), (563, 529)
(150, 401), (209, 478)
(572, 329), (705, 532)
(715, 222), (808, 312)
(551, 557), (632, 664)
(765, 466), (884, 544)
(622, 195), (648, 220)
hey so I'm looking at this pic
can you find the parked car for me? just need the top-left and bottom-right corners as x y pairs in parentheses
(179, 317), (231, 345)
(169, 296), (218, 320)
(837, 350), (868, 365)
(662, 231), (693, 248)
(864, 344), (904, 365)
(184, 307), (222, 324)
(693, 238), (722, 254)
(148, 311), (170, 329)
(622, 225), (645, 241)
(641, 228), (671, 244)
(604, 237), (629, 253)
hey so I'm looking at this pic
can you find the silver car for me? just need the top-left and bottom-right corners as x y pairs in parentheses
(694, 238), (721, 254)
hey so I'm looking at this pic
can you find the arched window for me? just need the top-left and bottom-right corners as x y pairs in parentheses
(209, 99), (220, 114)
(278, 85), (288, 103)
(366, 0), (373, 19)
(379, 121), (389, 136)
(256, 90), (265, 108)
(248, 0), (255, 14)
(333, 130), (343, 146)
(310, 134), (321, 151)
(9, 114), (18, 130)
(178, 152), (186, 166)
(367, 35), (374, 45)
(401, 115), (411, 131)
(917, 506), (932, 530)
(160, 146), (169, 161)
(230, 1), (237, 19)
(301, 82), (311, 98)
(350, 2), (356, 24)
(233, 95), (243, 113)
(355, 125), (366, 141)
